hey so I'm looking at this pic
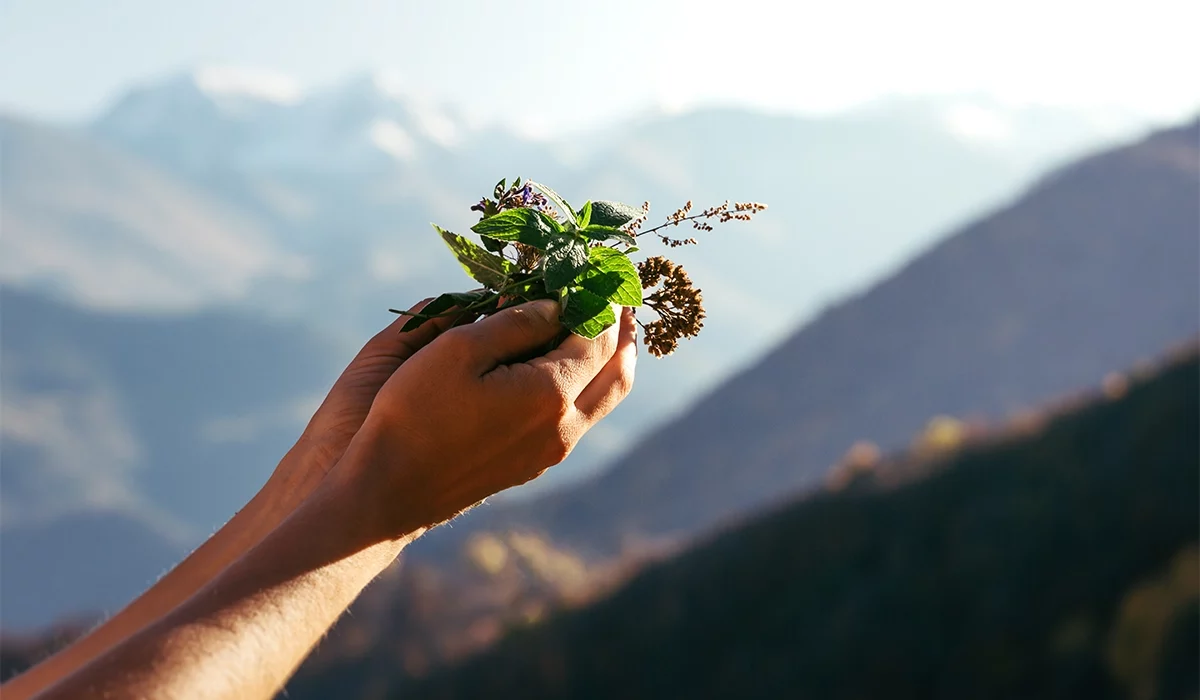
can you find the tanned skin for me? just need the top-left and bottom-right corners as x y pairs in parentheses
(4, 298), (636, 700)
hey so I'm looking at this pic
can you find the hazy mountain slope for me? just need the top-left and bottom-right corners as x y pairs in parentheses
(436, 118), (1200, 555)
(557, 99), (1145, 351)
(394, 351), (1200, 700)
(0, 116), (303, 312)
(535, 108), (1057, 476)
(0, 287), (343, 628)
(1, 287), (341, 532)
(0, 512), (184, 631)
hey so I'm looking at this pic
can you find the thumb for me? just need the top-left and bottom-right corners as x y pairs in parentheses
(459, 299), (563, 370)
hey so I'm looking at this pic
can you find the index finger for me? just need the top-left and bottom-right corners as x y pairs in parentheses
(361, 298), (463, 359)
(528, 315), (620, 398)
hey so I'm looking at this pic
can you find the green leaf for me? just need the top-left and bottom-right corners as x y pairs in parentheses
(576, 200), (593, 228)
(444, 289), (493, 306)
(529, 180), (575, 221)
(589, 200), (643, 228)
(580, 247), (642, 306)
(397, 313), (435, 333)
(543, 235), (589, 291)
(563, 287), (617, 339)
(434, 224), (516, 289)
(580, 224), (637, 246)
(481, 236), (508, 253)
(540, 210), (565, 234)
(399, 289), (489, 332)
(471, 208), (553, 248)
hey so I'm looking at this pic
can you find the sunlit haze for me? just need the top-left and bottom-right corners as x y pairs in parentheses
(2, 0), (1197, 133)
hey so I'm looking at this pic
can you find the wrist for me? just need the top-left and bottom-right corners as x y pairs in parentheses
(257, 438), (331, 508)
(316, 421), (432, 546)
(241, 435), (346, 541)
(310, 461), (429, 553)
(296, 484), (412, 569)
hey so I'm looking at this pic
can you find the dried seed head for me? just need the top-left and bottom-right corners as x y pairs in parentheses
(638, 256), (674, 289)
(514, 242), (542, 270)
(638, 256), (706, 357)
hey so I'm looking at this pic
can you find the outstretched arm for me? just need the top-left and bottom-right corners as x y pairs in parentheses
(33, 479), (414, 700)
(1, 300), (462, 699)
(32, 300), (637, 700)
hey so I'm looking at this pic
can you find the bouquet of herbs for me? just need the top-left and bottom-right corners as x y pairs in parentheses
(393, 178), (765, 357)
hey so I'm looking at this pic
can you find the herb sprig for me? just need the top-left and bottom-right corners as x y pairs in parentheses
(391, 178), (766, 357)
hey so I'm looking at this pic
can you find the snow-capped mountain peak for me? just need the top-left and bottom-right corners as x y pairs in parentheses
(97, 66), (298, 130)
(367, 119), (418, 162)
(191, 65), (304, 105)
(92, 68), (471, 175)
(305, 71), (465, 148)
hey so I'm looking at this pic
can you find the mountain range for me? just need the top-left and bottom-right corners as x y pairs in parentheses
(0, 68), (1190, 629)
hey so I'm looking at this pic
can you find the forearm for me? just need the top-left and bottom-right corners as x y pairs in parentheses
(4, 446), (326, 699)
(34, 482), (415, 700)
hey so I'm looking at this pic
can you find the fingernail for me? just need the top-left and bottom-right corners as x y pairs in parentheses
(528, 299), (560, 323)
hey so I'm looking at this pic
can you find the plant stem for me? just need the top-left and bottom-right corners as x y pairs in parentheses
(635, 213), (714, 239)
(388, 275), (545, 320)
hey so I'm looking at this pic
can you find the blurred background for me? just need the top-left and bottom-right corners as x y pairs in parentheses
(1, 1), (1197, 697)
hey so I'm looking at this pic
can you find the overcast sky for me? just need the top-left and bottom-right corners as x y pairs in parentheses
(2, 0), (1197, 134)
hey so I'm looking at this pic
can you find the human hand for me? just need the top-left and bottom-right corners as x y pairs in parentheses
(323, 299), (637, 539)
(259, 299), (466, 513)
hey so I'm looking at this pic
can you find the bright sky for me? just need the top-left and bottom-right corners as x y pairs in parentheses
(1, 0), (1197, 133)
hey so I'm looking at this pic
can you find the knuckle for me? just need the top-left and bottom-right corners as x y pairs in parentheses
(528, 370), (568, 414)
(544, 429), (574, 465)
(544, 385), (573, 421)
(616, 366), (636, 398)
(600, 324), (620, 353)
(588, 329), (617, 363)
(503, 307), (541, 342)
